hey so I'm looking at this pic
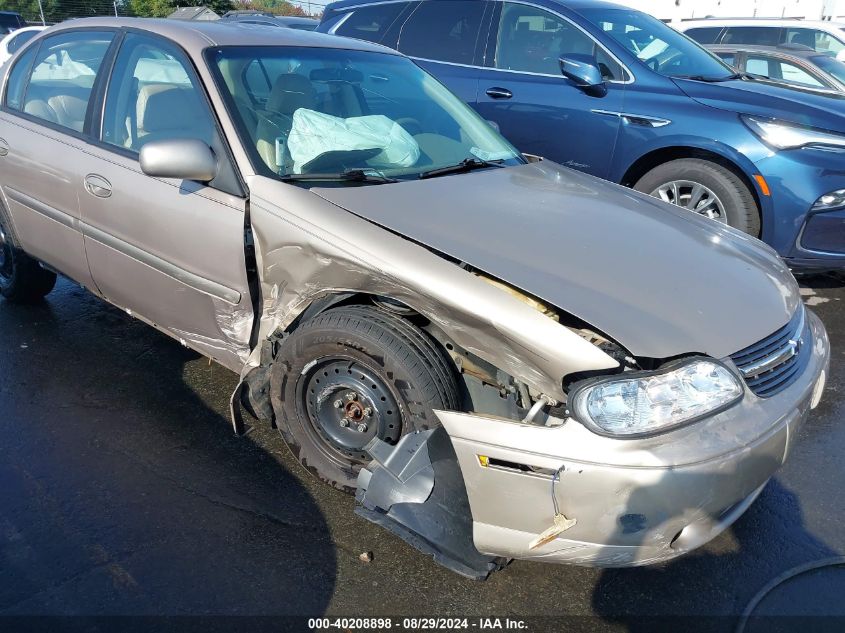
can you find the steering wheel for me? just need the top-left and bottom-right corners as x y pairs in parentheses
(395, 117), (422, 136)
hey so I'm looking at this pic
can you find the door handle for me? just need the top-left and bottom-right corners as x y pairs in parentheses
(84, 174), (112, 199)
(485, 87), (513, 99)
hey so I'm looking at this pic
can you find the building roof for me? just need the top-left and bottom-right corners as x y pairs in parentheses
(167, 6), (220, 21)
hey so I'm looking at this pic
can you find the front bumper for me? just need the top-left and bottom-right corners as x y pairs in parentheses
(435, 310), (830, 567)
(754, 150), (845, 269)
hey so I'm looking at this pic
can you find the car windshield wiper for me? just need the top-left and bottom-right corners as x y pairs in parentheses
(418, 157), (506, 180)
(279, 169), (399, 184)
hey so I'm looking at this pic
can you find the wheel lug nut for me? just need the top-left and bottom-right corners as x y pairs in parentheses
(339, 419), (350, 428)
(333, 399), (343, 409)
(357, 423), (368, 433)
(363, 407), (373, 417)
(345, 392), (357, 402)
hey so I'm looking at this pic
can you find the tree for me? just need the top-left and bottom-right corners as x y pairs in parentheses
(128, 0), (172, 16)
(230, 0), (309, 17)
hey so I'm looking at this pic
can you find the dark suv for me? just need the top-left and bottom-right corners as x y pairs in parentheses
(0, 11), (25, 35)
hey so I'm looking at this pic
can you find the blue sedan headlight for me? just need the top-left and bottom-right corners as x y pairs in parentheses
(743, 115), (845, 152)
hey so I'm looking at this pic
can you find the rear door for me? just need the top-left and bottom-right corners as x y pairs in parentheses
(393, 0), (490, 104)
(0, 29), (115, 290)
(74, 31), (253, 369)
(475, 2), (626, 177)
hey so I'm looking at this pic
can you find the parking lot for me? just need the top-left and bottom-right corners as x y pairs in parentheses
(0, 273), (842, 630)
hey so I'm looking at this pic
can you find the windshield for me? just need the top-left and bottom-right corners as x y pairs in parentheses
(579, 8), (735, 80)
(813, 54), (845, 85)
(208, 47), (523, 182)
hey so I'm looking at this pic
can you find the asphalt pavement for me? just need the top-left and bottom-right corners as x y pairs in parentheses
(1, 275), (844, 632)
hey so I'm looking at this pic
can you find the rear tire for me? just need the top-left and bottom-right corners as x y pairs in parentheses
(0, 222), (56, 303)
(270, 305), (460, 493)
(634, 158), (761, 236)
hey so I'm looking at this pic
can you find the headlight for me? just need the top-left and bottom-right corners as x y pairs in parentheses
(570, 359), (743, 437)
(812, 189), (845, 212)
(743, 115), (845, 151)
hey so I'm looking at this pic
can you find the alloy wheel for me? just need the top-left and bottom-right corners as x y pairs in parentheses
(651, 180), (729, 224)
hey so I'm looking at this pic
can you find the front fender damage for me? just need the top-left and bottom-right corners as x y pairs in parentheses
(241, 180), (618, 403)
(235, 178), (622, 573)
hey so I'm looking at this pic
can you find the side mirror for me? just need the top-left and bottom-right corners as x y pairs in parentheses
(559, 54), (607, 95)
(139, 138), (217, 182)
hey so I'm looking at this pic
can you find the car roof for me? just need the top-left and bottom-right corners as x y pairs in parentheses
(45, 16), (395, 56)
(326, 0), (630, 12)
(681, 19), (845, 30)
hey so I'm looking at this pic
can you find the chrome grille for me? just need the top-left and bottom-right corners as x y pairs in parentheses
(731, 306), (807, 398)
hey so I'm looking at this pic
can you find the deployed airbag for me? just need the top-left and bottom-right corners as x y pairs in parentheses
(287, 109), (420, 173)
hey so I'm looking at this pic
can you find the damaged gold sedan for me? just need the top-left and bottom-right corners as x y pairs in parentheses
(0, 18), (830, 579)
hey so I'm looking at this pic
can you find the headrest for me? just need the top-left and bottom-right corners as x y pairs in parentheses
(267, 73), (317, 116)
(137, 83), (202, 133)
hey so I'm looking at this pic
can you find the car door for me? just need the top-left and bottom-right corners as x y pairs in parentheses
(0, 29), (115, 291)
(393, 0), (489, 104)
(74, 31), (253, 370)
(474, 2), (627, 178)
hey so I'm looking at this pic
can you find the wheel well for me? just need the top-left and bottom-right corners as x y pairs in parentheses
(621, 147), (762, 214)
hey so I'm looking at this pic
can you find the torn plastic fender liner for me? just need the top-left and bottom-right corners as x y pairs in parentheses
(356, 428), (506, 580)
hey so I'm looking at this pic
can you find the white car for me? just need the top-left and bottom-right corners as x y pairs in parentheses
(0, 26), (46, 66)
(679, 19), (845, 60)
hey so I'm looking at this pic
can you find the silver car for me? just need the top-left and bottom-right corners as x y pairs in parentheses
(0, 18), (830, 578)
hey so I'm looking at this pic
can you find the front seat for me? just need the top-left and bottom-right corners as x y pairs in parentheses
(255, 73), (317, 171)
(135, 83), (212, 149)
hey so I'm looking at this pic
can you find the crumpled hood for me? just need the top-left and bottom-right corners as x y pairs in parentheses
(674, 77), (845, 133)
(312, 162), (800, 360)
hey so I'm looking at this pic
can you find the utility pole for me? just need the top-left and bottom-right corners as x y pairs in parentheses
(114, 0), (119, 16)
(36, 0), (46, 25)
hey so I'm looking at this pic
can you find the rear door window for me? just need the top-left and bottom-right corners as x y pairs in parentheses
(784, 28), (845, 55)
(6, 30), (114, 134)
(684, 27), (724, 44)
(747, 54), (827, 88)
(715, 52), (736, 66)
(722, 26), (781, 46)
(397, 0), (485, 65)
(334, 2), (410, 44)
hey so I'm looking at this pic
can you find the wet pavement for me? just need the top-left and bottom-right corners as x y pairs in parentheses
(1, 275), (844, 631)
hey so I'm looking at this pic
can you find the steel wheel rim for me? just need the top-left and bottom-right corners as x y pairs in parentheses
(298, 357), (402, 464)
(650, 180), (729, 224)
(0, 226), (12, 281)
